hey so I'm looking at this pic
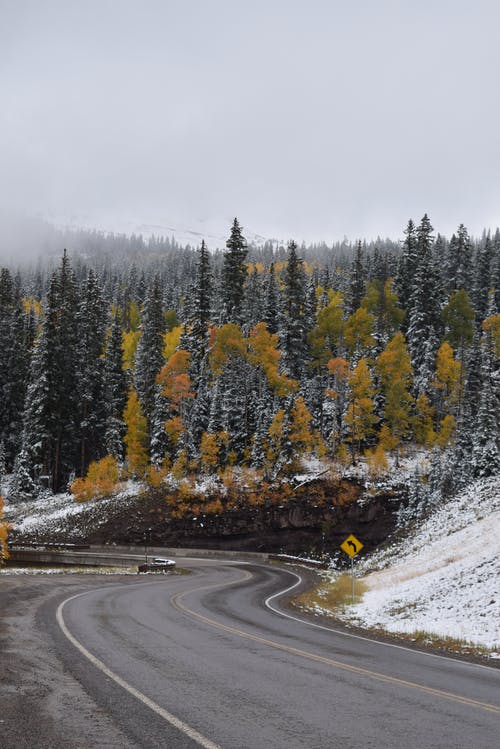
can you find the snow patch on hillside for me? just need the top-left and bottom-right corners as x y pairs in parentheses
(3, 480), (145, 540)
(334, 475), (500, 652)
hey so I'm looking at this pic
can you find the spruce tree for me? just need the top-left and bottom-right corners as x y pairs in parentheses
(395, 219), (418, 320)
(18, 251), (79, 492)
(407, 215), (442, 394)
(190, 240), (212, 338)
(185, 240), (212, 382)
(262, 263), (279, 334)
(242, 267), (262, 333)
(222, 218), (248, 324)
(471, 323), (500, 476)
(348, 241), (366, 314)
(103, 309), (128, 460)
(472, 235), (494, 322)
(445, 224), (473, 294)
(280, 240), (307, 379)
(134, 276), (165, 429)
(77, 270), (107, 474)
(0, 272), (31, 468)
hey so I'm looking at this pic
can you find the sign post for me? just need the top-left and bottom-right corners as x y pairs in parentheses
(340, 533), (363, 603)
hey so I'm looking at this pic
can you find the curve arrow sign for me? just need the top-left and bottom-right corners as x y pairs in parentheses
(340, 534), (363, 558)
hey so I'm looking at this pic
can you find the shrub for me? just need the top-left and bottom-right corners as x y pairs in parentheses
(0, 496), (12, 561)
(71, 455), (122, 502)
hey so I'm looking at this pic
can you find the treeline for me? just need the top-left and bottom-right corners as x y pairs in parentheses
(0, 216), (498, 499)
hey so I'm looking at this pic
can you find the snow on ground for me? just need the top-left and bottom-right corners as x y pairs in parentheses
(2, 479), (145, 541)
(328, 475), (500, 652)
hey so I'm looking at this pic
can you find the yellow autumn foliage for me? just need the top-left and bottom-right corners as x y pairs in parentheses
(123, 389), (149, 477)
(0, 496), (12, 561)
(482, 313), (500, 357)
(122, 330), (141, 370)
(71, 456), (122, 502)
(248, 322), (296, 395)
(163, 325), (183, 360)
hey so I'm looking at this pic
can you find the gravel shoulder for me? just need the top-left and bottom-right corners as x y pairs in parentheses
(0, 574), (139, 749)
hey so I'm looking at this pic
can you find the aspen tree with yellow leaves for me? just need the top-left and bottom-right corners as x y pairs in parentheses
(376, 332), (413, 462)
(345, 358), (377, 463)
(123, 388), (149, 477)
(0, 496), (11, 561)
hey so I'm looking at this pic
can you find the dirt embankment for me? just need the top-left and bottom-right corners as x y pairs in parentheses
(8, 478), (404, 561)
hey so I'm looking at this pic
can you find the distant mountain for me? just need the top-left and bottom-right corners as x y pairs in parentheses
(47, 212), (280, 250)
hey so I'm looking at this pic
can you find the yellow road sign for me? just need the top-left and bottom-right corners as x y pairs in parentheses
(340, 534), (363, 558)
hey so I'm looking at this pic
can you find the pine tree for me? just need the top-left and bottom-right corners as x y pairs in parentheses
(280, 241), (307, 379)
(407, 215), (442, 394)
(0, 271), (31, 468)
(395, 219), (418, 320)
(186, 240), (212, 380)
(186, 362), (211, 455)
(242, 266), (262, 333)
(445, 224), (473, 293)
(262, 263), (279, 334)
(348, 241), (366, 314)
(222, 218), (248, 324)
(150, 385), (170, 466)
(471, 321), (500, 476)
(103, 309), (128, 460)
(472, 235), (494, 322)
(18, 251), (79, 492)
(77, 270), (107, 475)
(134, 276), (165, 428)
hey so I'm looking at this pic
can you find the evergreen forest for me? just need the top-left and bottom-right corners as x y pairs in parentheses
(0, 216), (498, 511)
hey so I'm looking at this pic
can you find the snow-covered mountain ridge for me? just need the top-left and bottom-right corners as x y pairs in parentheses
(47, 212), (280, 249)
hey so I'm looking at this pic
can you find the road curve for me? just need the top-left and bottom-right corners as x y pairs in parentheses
(51, 561), (499, 749)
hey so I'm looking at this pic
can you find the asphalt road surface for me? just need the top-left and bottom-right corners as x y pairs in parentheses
(32, 560), (500, 749)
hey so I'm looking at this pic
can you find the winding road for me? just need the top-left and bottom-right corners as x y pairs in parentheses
(46, 560), (499, 748)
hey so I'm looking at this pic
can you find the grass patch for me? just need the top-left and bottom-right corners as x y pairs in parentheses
(403, 629), (495, 657)
(295, 573), (367, 612)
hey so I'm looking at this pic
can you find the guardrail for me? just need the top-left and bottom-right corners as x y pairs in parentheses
(8, 546), (326, 569)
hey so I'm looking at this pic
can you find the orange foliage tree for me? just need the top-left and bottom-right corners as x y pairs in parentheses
(0, 496), (11, 561)
(71, 455), (122, 502)
(156, 349), (194, 454)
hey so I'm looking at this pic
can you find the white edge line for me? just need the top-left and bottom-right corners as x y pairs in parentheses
(56, 589), (223, 749)
(263, 567), (497, 671)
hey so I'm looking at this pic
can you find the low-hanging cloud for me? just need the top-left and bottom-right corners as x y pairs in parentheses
(1, 0), (500, 251)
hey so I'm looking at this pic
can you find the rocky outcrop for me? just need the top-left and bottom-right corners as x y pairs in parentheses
(89, 485), (401, 561)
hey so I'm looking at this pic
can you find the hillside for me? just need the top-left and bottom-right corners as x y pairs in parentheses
(303, 474), (500, 656)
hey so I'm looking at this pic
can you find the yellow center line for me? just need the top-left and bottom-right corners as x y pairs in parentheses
(171, 574), (500, 716)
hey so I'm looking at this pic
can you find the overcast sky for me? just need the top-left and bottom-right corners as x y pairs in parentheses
(1, 0), (500, 246)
